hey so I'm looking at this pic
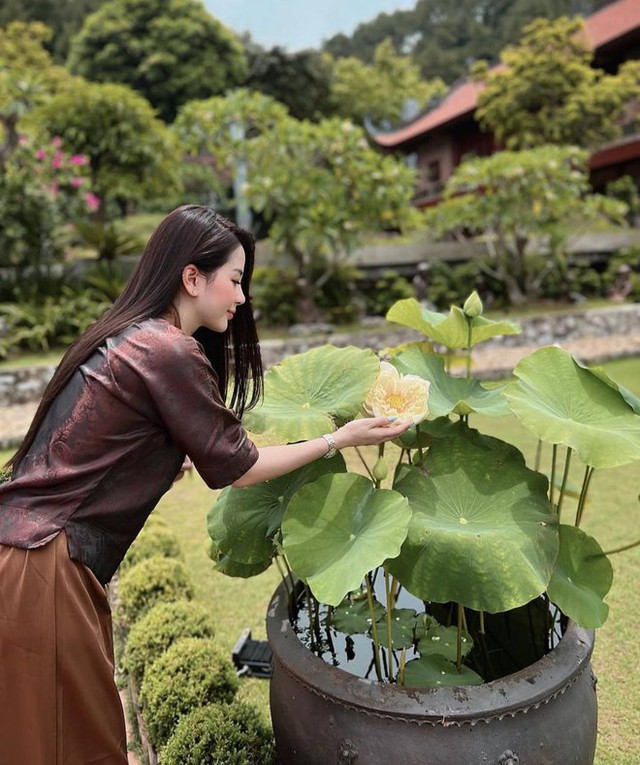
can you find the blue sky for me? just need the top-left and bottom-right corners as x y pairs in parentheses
(204, 1), (417, 51)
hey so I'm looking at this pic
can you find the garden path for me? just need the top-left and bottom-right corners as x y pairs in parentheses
(0, 329), (639, 449)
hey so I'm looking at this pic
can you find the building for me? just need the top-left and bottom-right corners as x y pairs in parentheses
(373, 0), (640, 208)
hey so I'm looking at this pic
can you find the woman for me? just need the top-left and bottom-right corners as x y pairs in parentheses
(0, 205), (409, 764)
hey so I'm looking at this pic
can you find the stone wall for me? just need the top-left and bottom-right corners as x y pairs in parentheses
(1, 303), (638, 407)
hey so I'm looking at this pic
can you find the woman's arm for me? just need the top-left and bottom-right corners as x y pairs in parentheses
(232, 417), (411, 487)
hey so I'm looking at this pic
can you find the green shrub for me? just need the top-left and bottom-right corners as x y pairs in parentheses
(139, 637), (238, 748)
(116, 555), (194, 628)
(161, 700), (277, 765)
(123, 599), (215, 684)
(363, 269), (414, 316)
(251, 265), (299, 327)
(119, 524), (182, 573)
(312, 262), (362, 324)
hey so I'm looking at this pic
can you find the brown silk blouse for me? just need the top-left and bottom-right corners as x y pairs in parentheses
(0, 319), (258, 583)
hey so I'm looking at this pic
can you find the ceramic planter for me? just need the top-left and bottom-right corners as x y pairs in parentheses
(266, 582), (597, 765)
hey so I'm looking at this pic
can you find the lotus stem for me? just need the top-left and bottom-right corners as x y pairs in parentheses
(600, 537), (640, 556)
(465, 321), (473, 378)
(282, 554), (297, 601)
(398, 647), (407, 685)
(456, 603), (464, 668)
(305, 584), (317, 650)
(550, 444), (558, 507)
(365, 573), (384, 682)
(575, 466), (595, 527)
(417, 423), (424, 463)
(394, 448), (406, 480)
(354, 446), (376, 482)
(479, 609), (485, 635)
(275, 555), (291, 601)
(534, 439), (543, 472)
(556, 446), (573, 521)
(384, 568), (395, 672)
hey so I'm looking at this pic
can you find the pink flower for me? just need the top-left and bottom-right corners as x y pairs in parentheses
(35, 149), (46, 161)
(85, 192), (101, 211)
(52, 151), (63, 169)
(71, 177), (85, 188)
(18, 135), (29, 146)
(51, 136), (63, 148)
(69, 154), (87, 166)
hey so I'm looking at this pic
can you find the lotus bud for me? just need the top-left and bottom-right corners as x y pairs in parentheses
(372, 456), (388, 482)
(463, 291), (483, 318)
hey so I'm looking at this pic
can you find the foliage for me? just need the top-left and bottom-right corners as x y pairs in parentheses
(0, 21), (75, 165)
(311, 262), (363, 325)
(139, 637), (238, 748)
(161, 700), (277, 765)
(67, 0), (246, 122)
(473, 16), (640, 150)
(119, 523), (182, 573)
(123, 599), (215, 684)
(81, 260), (127, 301)
(250, 265), (299, 327)
(209, 291), (640, 689)
(0, 0), (105, 62)
(363, 269), (415, 317)
(327, 38), (447, 126)
(424, 145), (626, 305)
(29, 79), (180, 219)
(246, 117), (421, 317)
(323, 0), (604, 84)
(73, 220), (143, 261)
(244, 42), (333, 122)
(115, 555), (194, 628)
(0, 287), (110, 359)
(605, 176), (640, 225)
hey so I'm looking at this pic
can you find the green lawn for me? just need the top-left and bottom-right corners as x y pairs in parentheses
(1, 357), (638, 761)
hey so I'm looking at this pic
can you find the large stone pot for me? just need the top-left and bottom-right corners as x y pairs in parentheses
(266, 582), (597, 765)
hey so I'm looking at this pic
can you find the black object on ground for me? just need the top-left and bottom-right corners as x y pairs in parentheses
(232, 628), (272, 679)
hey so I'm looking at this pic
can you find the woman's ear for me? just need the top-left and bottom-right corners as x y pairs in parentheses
(181, 264), (200, 297)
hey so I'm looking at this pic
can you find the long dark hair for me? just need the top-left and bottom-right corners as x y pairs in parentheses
(9, 205), (263, 470)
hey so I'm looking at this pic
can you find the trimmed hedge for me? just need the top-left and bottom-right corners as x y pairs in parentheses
(116, 555), (194, 628)
(119, 524), (183, 573)
(161, 701), (277, 765)
(123, 599), (216, 684)
(139, 637), (239, 748)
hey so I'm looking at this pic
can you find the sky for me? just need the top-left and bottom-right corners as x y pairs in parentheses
(204, 0), (417, 51)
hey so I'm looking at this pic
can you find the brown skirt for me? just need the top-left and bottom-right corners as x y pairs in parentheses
(0, 532), (128, 765)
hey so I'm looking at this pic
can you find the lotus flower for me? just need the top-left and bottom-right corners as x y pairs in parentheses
(364, 361), (430, 424)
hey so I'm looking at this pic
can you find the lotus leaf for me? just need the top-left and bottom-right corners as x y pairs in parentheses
(504, 347), (640, 468)
(386, 298), (520, 349)
(418, 624), (473, 663)
(243, 345), (380, 441)
(389, 424), (558, 613)
(208, 456), (345, 564)
(391, 347), (509, 417)
(283, 473), (411, 606)
(547, 524), (613, 629)
(209, 544), (272, 578)
(403, 654), (483, 688)
(330, 597), (385, 635)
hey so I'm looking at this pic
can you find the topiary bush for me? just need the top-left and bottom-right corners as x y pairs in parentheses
(123, 599), (216, 685)
(160, 700), (277, 765)
(119, 523), (183, 573)
(139, 637), (239, 748)
(116, 555), (194, 629)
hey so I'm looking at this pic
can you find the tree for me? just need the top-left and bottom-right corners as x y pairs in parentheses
(243, 42), (334, 122)
(328, 39), (447, 126)
(0, 0), (105, 62)
(424, 145), (625, 305)
(30, 80), (180, 221)
(67, 0), (247, 122)
(173, 88), (290, 211)
(473, 16), (640, 150)
(323, 0), (607, 84)
(0, 21), (74, 168)
(244, 118), (422, 318)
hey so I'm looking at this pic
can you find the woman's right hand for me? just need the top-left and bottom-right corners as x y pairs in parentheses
(332, 417), (412, 450)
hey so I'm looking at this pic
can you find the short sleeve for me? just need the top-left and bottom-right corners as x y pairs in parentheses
(136, 325), (258, 489)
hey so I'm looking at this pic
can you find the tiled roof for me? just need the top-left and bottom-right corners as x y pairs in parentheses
(375, 0), (640, 148)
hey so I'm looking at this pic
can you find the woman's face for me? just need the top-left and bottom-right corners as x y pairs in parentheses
(193, 245), (247, 333)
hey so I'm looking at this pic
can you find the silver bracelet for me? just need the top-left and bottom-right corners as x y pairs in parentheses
(321, 433), (338, 459)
